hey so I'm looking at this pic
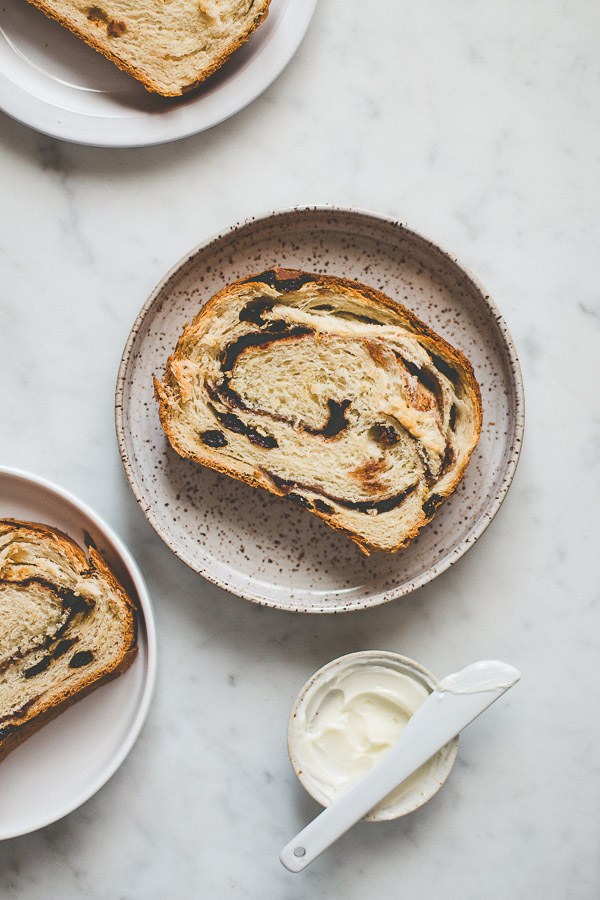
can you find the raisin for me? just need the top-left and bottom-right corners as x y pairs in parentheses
(267, 320), (288, 332)
(422, 493), (443, 519)
(288, 493), (313, 509)
(52, 638), (78, 659)
(371, 423), (400, 445)
(216, 412), (246, 434)
(200, 429), (228, 448)
(69, 651), (94, 669)
(246, 428), (278, 449)
(24, 656), (51, 678)
(449, 403), (457, 431)
(243, 271), (314, 292)
(313, 499), (334, 514)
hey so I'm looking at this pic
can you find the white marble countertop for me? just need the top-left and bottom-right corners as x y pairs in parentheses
(1, 0), (599, 896)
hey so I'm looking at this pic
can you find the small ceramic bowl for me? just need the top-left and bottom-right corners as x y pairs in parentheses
(287, 651), (459, 821)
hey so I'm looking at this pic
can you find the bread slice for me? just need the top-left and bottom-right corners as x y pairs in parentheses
(0, 520), (137, 762)
(24, 0), (271, 96)
(154, 269), (483, 554)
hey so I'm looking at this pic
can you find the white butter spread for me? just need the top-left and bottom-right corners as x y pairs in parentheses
(292, 659), (443, 815)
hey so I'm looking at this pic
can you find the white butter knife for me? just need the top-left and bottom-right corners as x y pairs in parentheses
(280, 659), (520, 872)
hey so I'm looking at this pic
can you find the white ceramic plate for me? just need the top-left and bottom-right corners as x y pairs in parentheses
(0, 0), (317, 146)
(0, 466), (156, 840)
(116, 206), (524, 613)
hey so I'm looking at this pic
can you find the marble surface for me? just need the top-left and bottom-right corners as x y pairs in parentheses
(0, 0), (599, 896)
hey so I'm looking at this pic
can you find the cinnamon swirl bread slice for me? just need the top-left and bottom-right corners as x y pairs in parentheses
(0, 521), (137, 762)
(154, 270), (483, 554)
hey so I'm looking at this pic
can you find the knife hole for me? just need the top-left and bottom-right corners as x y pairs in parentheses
(294, 847), (306, 857)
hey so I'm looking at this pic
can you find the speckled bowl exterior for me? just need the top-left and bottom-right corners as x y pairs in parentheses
(115, 206), (524, 613)
(287, 651), (459, 821)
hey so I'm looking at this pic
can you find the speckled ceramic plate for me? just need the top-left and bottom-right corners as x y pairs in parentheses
(0, 466), (156, 839)
(116, 207), (524, 613)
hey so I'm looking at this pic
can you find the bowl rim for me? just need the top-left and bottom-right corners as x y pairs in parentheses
(115, 204), (525, 613)
(286, 650), (459, 821)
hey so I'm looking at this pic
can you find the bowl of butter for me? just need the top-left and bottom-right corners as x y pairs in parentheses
(287, 651), (459, 821)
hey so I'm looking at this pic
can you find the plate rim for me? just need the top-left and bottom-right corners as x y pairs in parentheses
(0, 464), (157, 840)
(115, 204), (525, 613)
(0, 0), (319, 147)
